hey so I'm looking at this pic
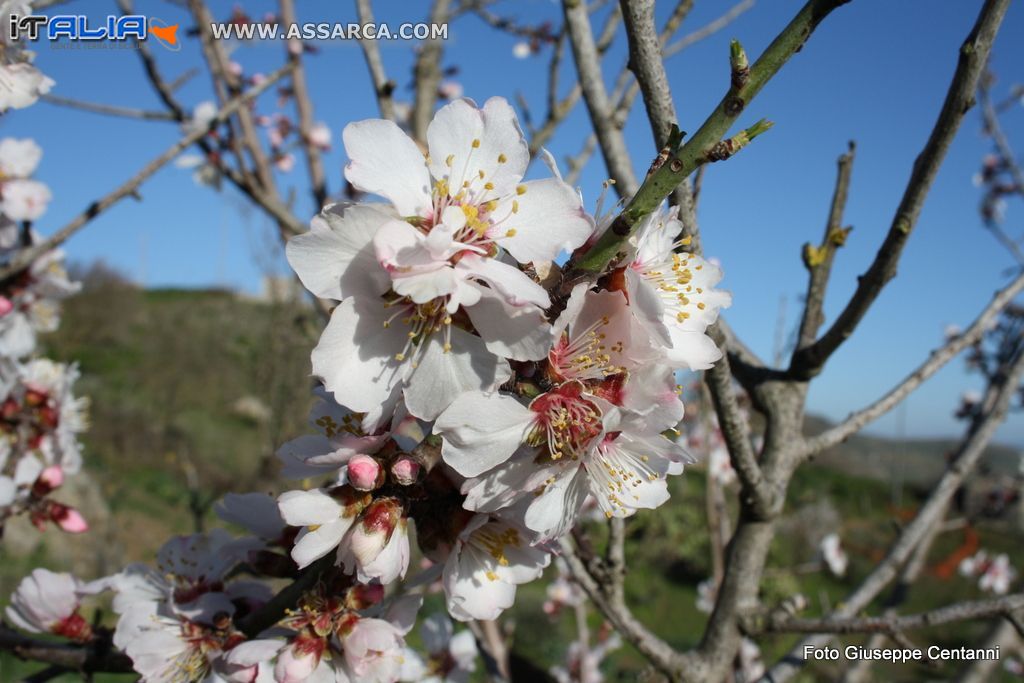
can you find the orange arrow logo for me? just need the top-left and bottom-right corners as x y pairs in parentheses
(149, 23), (178, 46)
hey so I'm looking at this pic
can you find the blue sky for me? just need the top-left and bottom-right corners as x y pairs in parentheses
(6, 0), (1024, 445)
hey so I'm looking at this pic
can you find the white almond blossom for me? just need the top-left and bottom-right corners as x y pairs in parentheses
(819, 532), (848, 577)
(0, 137), (42, 178)
(0, 230), (80, 358)
(0, 62), (54, 112)
(625, 204), (731, 370)
(435, 286), (653, 479)
(550, 632), (622, 683)
(278, 484), (412, 584)
(979, 553), (1016, 595)
(5, 568), (98, 640)
(0, 137), (51, 222)
(288, 97), (592, 421)
(277, 485), (370, 569)
(441, 514), (550, 621)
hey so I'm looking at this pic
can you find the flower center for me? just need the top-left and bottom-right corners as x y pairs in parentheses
(548, 316), (626, 382)
(527, 382), (602, 460)
(637, 253), (708, 324)
(382, 295), (454, 363)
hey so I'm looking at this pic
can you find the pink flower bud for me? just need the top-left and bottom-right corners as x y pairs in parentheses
(347, 583), (385, 610)
(274, 642), (321, 683)
(53, 612), (92, 642)
(390, 456), (420, 486)
(347, 455), (383, 491)
(274, 153), (295, 173)
(349, 498), (400, 566)
(51, 504), (88, 533)
(38, 465), (63, 490)
(0, 296), (13, 316)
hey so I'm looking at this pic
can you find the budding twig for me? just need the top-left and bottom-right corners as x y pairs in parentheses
(568, 0), (852, 278)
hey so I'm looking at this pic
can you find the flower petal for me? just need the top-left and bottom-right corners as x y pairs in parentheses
(427, 97), (528, 199)
(466, 287), (552, 361)
(312, 298), (404, 418)
(491, 178), (592, 263)
(287, 204), (392, 301)
(404, 328), (510, 421)
(343, 119), (431, 216)
(435, 391), (534, 476)
(455, 253), (549, 308)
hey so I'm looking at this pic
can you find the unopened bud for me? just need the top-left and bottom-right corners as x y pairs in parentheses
(0, 296), (13, 317)
(1, 397), (18, 420)
(729, 39), (749, 89)
(347, 583), (385, 610)
(32, 465), (63, 496)
(390, 456), (421, 486)
(348, 498), (401, 567)
(274, 642), (322, 683)
(24, 387), (47, 407)
(347, 455), (384, 491)
(50, 503), (88, 534)
(52, 612), (93, 642)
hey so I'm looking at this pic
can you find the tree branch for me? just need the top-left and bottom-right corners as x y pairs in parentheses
(566, 0), (851, 278)
(281, 0), (328, 209)
(40, 94), (178, 121)
(795, 141), (856, 350)
(0, 64), (296, 282)
(411, 0), (453, 144)
(789, 0), (1010, 379)
(563, 1), (639, 195)
(750, 593), (1024, 635)
(802, 268), (1024, 457)
(0, 624), (132, 675)
(355, 0), (397, 121)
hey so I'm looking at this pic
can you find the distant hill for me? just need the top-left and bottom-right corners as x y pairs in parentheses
(803, 413), (1021, 488)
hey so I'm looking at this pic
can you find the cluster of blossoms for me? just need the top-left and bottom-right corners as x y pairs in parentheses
(3, 96), (730, 681)
(283, 95), (728, 618)
(959, 549), (1018, 595)
(0, 73), (88, 536)
(0, 1), (54, 112)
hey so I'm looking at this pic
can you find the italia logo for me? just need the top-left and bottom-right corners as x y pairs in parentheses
(7, 14), (181, 51)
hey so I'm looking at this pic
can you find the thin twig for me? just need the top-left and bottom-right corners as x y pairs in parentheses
(559, 536), (686, 679)
(663, 0), (756, 59)
(563, 0), (638, 194)
(355, 0), (397, 121)
(752, 593), (1024, 635)
(40, 94), (178, 121)
(802, 268), (1024, 457)
(789, 0), (1010, 378)
(795, 141), (856, 350)
(281, 0), (328, 208)
(411, 0), (453, 144)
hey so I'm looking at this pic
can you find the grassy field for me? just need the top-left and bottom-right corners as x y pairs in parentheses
(2, 277), (1023, 681)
